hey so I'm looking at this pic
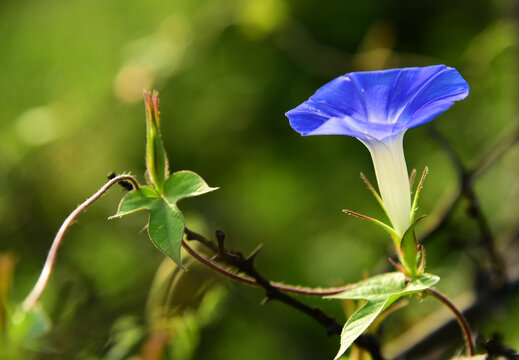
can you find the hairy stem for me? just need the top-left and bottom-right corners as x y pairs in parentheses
(426, 288), (475, 356)
(22, 175), (140, 311)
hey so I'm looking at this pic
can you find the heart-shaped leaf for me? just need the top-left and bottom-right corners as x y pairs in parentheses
(147, 199), (185, 267)
(163, 170), (218, 204)
(113, 186), (160, 217)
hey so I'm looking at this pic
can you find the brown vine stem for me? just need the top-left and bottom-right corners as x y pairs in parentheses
(183, 229), (355, 296)
(22, 175), (140, 311)
(184, 230), (385, 359)
(426, 288), (475, 356)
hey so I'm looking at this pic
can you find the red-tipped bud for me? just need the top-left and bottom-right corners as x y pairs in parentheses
(144, 90), (169, 192)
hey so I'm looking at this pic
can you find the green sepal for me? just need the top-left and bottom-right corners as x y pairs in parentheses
(326, 272), (439, 359)
(410, 167), (428, 222)
(343, 210), (400, 243)
(399, 215), (426, 277)
(360, 172), (391, 224)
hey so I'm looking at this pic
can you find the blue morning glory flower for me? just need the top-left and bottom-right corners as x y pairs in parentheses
(286, 65), (469, 236)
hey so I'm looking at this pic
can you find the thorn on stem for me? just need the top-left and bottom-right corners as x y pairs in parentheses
(215, 230), (226, 259)
(246, 244), (263, 265)
(215, 230), (226, 241)
(260, 296), (271, 305)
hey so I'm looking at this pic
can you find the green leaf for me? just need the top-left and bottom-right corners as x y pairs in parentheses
(111, 188), (185, 267)
(148, 199), (185, 268)
(334, 299), (390, 360)
(404, 273), (440, 293)
(326, 272), (440, 303)
(326, 272), (440, 359)
(111, 186), (160, 217)
(326, 272), (405, 300)
(111, 172), (216, 268)
(163, 170), (218, 204)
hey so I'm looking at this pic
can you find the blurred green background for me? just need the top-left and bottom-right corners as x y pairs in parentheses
(1, 0), (518, 359)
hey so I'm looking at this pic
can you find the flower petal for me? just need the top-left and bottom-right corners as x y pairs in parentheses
(304, 116), (405, 141)
(286, 65), (469, 141)
(286, 74), (368, 138)
(387, 65), (469, 128)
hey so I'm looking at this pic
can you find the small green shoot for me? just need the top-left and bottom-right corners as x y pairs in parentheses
(112, 91), (218, 268)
